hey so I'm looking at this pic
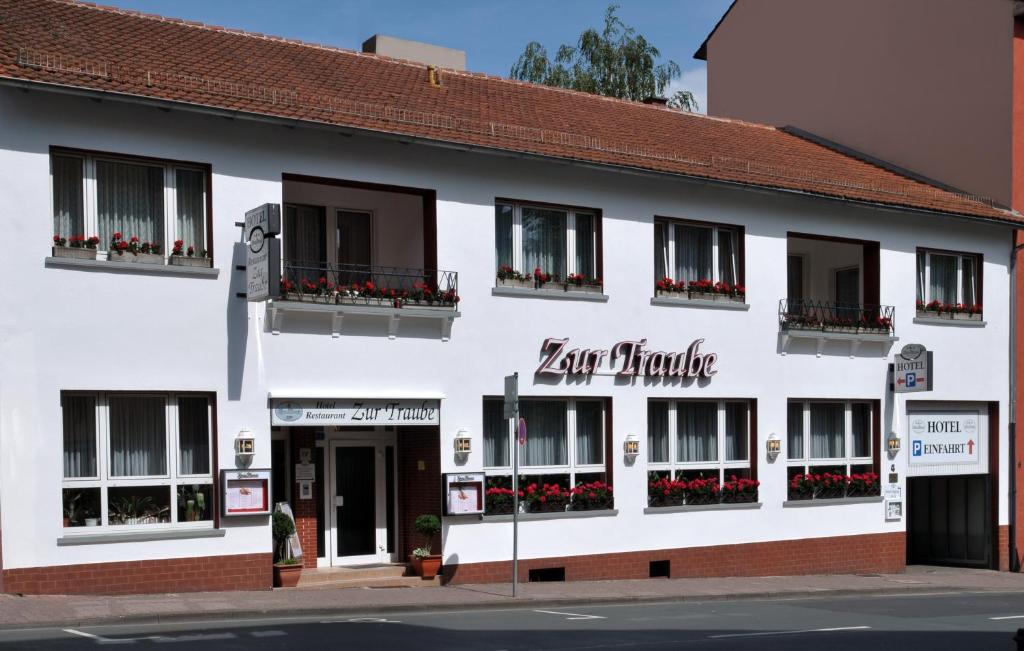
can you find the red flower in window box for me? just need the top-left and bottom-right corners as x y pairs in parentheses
(569, 480), (613, 511)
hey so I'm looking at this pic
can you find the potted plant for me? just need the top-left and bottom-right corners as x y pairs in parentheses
(485, 483), (516, 515)
(654, 277), (678, 298)
(52, 234), (100, 260)
(566, 273), (602, 293)
(272, 511), (302, 587)
(720, 476), (760, 503)
(409, 514), (442, 579)
(647, 475), (686, 507)
(496, 265), (533, 289)
(169, 240), (213, 267)
(788, 473), (816, 501)
(522, 482), (570, 513)
(569, 480), (613, 511)
(63, 491), (82, 527)
(108, 233), (164, 265)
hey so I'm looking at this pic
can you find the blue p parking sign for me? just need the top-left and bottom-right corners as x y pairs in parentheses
(912, 440), (922, 456)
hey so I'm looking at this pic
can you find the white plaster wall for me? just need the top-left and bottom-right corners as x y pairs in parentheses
(0, 88), (1012, 570)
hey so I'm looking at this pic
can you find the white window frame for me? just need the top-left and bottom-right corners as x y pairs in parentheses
(482, 397), (606, 484)
(647, 399), (752, 482)
(60, 392), (214, 532)
(50, 151), (208, 258)
(655, 219), (740, 286)
(786, 399), (874, 475)
(917, 249), (980, 306)
(497, 202), (598, 279)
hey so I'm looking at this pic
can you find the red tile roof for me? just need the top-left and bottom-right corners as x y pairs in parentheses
(0, 0), (1016, 224)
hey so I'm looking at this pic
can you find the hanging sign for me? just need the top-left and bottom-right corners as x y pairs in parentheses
(536, 337), (717, 379)
(271, 398), (440, 426)
(245, 203), (281, 302)
(908, 411), (980, 465)
(892, 343), (933, 393)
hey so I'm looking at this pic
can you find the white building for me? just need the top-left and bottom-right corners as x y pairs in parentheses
(0, 0), (1017, 594)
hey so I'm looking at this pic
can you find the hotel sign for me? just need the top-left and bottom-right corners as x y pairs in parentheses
(908, 411), (980, 466)
(893, 343), (933, 393)
(271, 399), (441, 426)
(536, 337), (718, 378)
(245, 203), (281, 302)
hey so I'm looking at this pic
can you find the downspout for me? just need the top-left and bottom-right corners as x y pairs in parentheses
(1012, 236), (1023, 571)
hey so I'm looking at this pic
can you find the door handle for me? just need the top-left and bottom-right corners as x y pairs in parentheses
(335, 495), (344, 507)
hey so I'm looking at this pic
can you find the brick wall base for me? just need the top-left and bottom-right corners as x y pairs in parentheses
(999, 524), (1011, 571)
(2, 552), (272, 595)
(443, 532), (906, 584)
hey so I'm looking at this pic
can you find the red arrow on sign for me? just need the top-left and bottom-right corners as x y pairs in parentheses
(897, 378), (905, 385)
(967, 439), (975, 454)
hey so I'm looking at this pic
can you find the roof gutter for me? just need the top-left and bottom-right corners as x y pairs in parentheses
(2, 76), (1020, 229)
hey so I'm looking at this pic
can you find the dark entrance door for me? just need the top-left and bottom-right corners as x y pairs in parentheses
(335, 446), (376, 557)
(907, 475), (991, 568)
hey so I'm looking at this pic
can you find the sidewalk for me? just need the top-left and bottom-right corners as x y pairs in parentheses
(2, 565), (1024, 630)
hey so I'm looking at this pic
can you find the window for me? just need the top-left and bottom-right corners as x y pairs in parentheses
(483, 397), (607, 485)
(786, 400), (874, 478)
(494, 201), (600, 282)
(654, 219), (742, 288)
(60, 393), (214, 530)
(647, 399), (752, 482)
(917, 249), (980, 308)
(51, 151), (210, 256)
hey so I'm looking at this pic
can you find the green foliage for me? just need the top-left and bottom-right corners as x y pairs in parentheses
(414, 514), (442, 555)
(272, 511), (296, 562)
(510, 4), (696, 109)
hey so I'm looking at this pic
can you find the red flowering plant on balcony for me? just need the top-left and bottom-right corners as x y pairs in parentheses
(569, 480), (613, 511)
(647, 475), (686, 507)
(485, 485), (516, 515)
(721, 476), (760, 503)
(53, 234), (66, 247)
(521, 482), (570, 513)
(788, 472), (864, 500)
(687, 279), (714, 295)
(280, 279), (296, 295)
(845, 472), (881, 498)
(684, 476), (721, 506)
(655, 276), (677, 293)
(139, 241), (161, 255)
(439, 289), (460, 305)
(109, 232), (132, 255)
(170, 240), (204, 258)
(496, 264), (531, 282)
(532, 267), (553, 286)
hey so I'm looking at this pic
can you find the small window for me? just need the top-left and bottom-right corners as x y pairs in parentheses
(916, 248), (981, 312)
(786, 400), (878, 500)
(494, 201), (601, 287)
(647, 399), (753, 481)
(654, 219), (744, 299)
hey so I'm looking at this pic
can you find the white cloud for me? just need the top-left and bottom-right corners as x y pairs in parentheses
(665, 65), (707, 114)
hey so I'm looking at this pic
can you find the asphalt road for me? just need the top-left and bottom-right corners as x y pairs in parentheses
(2, 591), (1024, 650)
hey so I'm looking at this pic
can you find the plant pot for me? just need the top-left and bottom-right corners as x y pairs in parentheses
(722, 491), (757, 504)
(169, 256), (212, 268)
(85, 518), (99, 526)
(648, 494), (685, 508)
(654, 289), (679, 298)
(486, 502), (515, 515)
(273, 562), (303, 588)
(63, 517), (71, 528)
(952, 312), (983, 321)
(52, 246), (97, 260)
(419, 555), (442, 579)
(685, 493), (717, 506)
(109, 251), (164, 265)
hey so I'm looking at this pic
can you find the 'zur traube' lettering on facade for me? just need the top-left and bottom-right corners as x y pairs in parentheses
(0, 0), (1018, 594)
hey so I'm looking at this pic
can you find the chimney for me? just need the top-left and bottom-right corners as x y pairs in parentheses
(362, 35), (466, 71)
(642, 96), (669, 106)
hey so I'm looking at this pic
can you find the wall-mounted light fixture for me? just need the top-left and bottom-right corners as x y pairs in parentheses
(454, 429), (472, 458)
(887, 431), (901, 458)
(234, 429), (255, 467)
(623, 434), (640, 461)
(766, 433), (781, 461)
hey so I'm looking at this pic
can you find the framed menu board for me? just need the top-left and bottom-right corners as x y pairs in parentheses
(221, 469), (272, 517)
(443, 472), (485, 516)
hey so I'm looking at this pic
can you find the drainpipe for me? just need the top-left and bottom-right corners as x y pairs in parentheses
(1011, 236), (1024, 571)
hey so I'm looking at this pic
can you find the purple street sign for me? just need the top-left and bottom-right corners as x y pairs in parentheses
(518, 417), (527, 446)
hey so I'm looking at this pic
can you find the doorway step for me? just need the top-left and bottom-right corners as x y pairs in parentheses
(296, 564), (440, 589)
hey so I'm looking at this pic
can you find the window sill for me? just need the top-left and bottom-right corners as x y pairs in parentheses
(491, 286), (609, 302)
(45, 257), (220, 278)
(913, 316), (986, 328)
(57, 526), (225, 546)
(650, 296), (749, 310)
(481, 508), (618, 522)
(643, 501), (762, 514)
(782, 496), (883, 508)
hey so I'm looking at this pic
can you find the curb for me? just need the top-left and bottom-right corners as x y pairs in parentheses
(3, 584), (1024, 631)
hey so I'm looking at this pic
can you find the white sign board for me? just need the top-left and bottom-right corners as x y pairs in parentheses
(271, 399), (440, 426)
(893, 344), (933, 393)
(245, 203), (281, 302)
(909, 411), (980, 466)
(444, 472), (485, 516)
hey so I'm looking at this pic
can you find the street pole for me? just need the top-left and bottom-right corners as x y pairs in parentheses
(511, 372), (519, 598)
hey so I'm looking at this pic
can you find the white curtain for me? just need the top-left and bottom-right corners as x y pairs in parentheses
(522, 207), (566, 278)
(575, 213), (596, 278)
(52, 155), (84, 237)
(677, 402), (718, 462)
(724, 402), (748, 461)
(575, 401), (603, 465)
(810, 402), (844, 459)
(647, 401), (669, 463)
(961, 256), (976, 305)
(178, 396), (210, 475)
(787, 402), (805, 459)
(97, 160), (164, 248)
(109, 396), (167, 477)
(929, 253), (958, 304)
(675, 225), (712, 283)
(62, 395), (96, 478)
(717, 228), (738, 285)
(175, 169), (205, 251)
(483, 400), (508, 467)
(654, 222), (668, 281)
(495, 204), (514, 269)
(916, 251), (926, 303)
(520, 400), (567, 466)
(851, 402), (871, 458)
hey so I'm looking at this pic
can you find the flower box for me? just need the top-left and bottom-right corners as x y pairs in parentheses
(655, 289), (679, 298)
(528, 500), (568, 513)
(565, 283), (603, 294)
(720, 490), (757, 504)
(952, 312), (983, 321)
(685, 492), (717, 506)
(647, 494), (686, 508)
(169, 256), (212, 268)
(52, 246), (98, 260)
(497, 278), (533, 289)
(108, 251), (164, 265)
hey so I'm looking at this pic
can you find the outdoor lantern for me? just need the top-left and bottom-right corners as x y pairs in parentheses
(454, 430), (472, 457)
(623, 434), (640, 461)
(234, 429), (255, 464)
(766, 434), (781, 461)
(887, 431), (901, 457)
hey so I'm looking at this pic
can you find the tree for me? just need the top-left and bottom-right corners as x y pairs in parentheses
(510, 4), (699, 111)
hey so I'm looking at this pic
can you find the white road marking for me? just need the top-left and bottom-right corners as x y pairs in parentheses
(989, 614), (1024, 620)
(533, 609), (606, 621)
(152, 632), (236, 643)
(709, 625), (871, 639)
(63, 629), (105, 640)
(250, 630), (287, 637)
(320, 617), (401, 624)
(63, 628), (165, 645)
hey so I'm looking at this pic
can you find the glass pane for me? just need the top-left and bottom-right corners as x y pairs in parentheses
(62, 395), (96, 478)
(96, 160), (165, 250)
(175, 168), (205, 252)
(520, 400), (567, 466)
(575, 401), (603, 465)
(63, 488), (100, 528)
(574, 213), (596, 279)
(178, 396), (210, 475)
(787, 255), (803, 301)
(916, 251), (926, 303)
(787, 402), (804, 459)
(522, 207), (567, 280)
(961, 256), (976, 306)
(283, 204), (326, 283)
(647, 401), (669, 463)
(108, 486), (171, 526)
(675, 225), (712, 283)
(52, 155), (84, 238)
(337, 210), (372, 267)
(109, 396), (167, 477)
(724, 402), (748, 462)
(483, 399), (509, 467)
(654, 222), (668, 282)
(495, 204), (514, 270)
(851, 402), (872, 458)
(929, 253), (958, 305)
(717, 228), (738, 285)
(677, 402), (718, 463)
(810, 402), (844, 459)
(177, 484), (213, 522)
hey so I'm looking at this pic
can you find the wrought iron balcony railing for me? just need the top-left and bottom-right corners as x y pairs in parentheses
(778, 299), (895, 336)
(279, 260), (459, 309)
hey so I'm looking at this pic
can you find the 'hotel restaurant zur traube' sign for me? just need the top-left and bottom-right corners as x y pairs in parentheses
(272, 399), (441, 427)
(245, 203), (281, 302)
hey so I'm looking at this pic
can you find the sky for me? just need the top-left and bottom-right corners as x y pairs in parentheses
(96, 0), (733, 112)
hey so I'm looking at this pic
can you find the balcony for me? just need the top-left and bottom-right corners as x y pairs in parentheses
(779, 299), (896, 357)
